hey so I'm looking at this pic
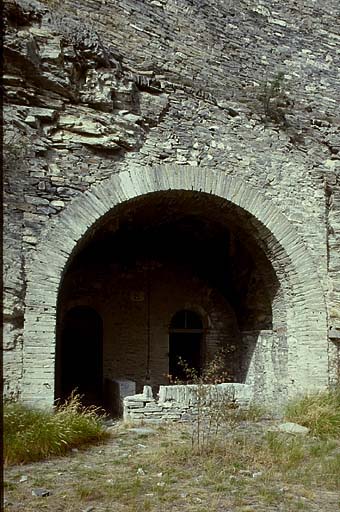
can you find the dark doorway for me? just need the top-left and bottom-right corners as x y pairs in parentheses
(169, 310), (203, 381)
(59, 306), (103, 406)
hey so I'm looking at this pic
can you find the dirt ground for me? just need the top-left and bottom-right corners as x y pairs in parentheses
(3, 420), (340, 512)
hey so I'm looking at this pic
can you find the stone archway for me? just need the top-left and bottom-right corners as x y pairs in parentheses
(22, 165), (328, 408)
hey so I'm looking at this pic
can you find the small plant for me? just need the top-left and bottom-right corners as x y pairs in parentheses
(168, 356), (199, 384)
(285, 386), (340, 439)
(201, 347), (234, 384)
(170, 347), (233, 385)
(257, 72), (292, 127)
(3, 393), (108, 465)
(170, 349), (237, 454)
(190, 384), (236, 454)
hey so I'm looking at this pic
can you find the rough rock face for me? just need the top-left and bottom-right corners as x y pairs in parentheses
(3, 0), (340, 400)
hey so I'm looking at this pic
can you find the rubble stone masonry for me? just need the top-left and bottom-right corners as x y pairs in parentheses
(3, 0), (340, 408)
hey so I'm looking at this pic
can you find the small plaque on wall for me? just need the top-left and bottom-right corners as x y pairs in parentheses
(130, 291), (145, 302)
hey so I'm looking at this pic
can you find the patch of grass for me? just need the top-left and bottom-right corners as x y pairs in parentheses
(153, 426), (339, 493)
(262, 432), (306, 469)
(325, 453), (340, 488)
(3, 420), (340, 511)
(258, 486), (283, 504)
(76, 484), (105, 501)
(285, 386), (340, 438)
(4, 394), (109, 465)
(308, 439), (337, 457)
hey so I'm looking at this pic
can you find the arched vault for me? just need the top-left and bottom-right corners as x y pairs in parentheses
(22, 165), (328, 407)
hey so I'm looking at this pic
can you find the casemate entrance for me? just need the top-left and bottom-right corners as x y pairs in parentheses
(56, 190), (279, 405)
(22, 166), (328, 410)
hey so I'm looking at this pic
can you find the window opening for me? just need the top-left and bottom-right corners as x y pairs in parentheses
(169, 310), (203, 381)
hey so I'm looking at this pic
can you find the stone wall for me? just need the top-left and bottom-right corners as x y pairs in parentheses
(19, 167), (330, 407)
(123, 384), (252, 423)
(3, 0), (339, 404)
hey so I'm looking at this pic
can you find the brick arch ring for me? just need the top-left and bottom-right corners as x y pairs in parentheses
(22, 164), (329, 406)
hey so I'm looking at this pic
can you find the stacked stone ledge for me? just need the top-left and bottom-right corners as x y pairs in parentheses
(123, 384), (252, 423)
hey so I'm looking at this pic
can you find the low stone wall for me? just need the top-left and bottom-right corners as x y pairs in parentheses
(123, 383), (252, 423)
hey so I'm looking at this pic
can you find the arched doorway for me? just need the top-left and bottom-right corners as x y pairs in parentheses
(57, 306), (103, 406)
(57, 192), (253, 394)
(22, 165), (328, 409)
(169, 310), (204, 381)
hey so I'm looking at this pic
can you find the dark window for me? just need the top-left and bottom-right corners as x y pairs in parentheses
(170, 310), (203, 330)
(169, 310), (203, 381)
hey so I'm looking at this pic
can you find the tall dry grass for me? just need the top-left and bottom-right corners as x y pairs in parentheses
(4, 394), (108, 465)
(285, 386), (340, 439)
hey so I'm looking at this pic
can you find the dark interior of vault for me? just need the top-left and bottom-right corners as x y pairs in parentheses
(55, 191), (276, 407)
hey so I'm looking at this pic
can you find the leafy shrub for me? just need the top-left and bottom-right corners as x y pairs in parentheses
(285, 386), (340, 439)
(170, 347), (234, 385)
(4, 393), (109, 465)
